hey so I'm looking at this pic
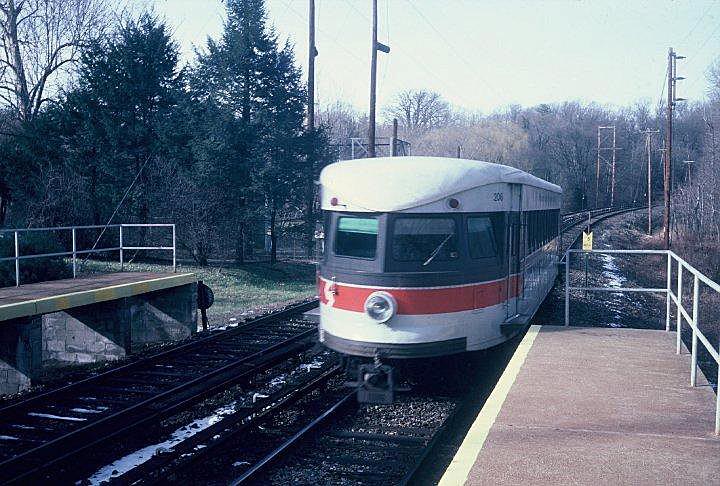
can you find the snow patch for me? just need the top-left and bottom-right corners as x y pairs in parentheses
(86, 401), (238, 485)
(600, 253), (628, 328)
(28, 412), (87, 422)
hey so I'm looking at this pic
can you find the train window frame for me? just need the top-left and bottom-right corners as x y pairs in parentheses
(466, 215), (499, 260)
(333, 214), (380, 260)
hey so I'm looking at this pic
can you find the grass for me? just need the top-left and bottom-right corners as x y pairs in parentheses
(79, 259), (317, 320)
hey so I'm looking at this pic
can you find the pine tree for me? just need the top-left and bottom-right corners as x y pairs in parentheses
(195, 0), (308, 263)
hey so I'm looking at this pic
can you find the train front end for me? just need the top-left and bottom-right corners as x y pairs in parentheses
(317, 157), (512, 363)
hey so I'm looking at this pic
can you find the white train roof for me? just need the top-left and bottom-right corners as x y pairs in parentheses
(320, 156), (562, 212)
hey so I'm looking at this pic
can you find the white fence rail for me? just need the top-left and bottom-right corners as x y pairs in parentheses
(564, 248), (720, 435)
(0, 224), (176, 286)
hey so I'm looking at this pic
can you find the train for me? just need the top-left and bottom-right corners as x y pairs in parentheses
(316, 156), (562, 401)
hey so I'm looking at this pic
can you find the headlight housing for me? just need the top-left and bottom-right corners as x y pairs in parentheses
(364, 291), (397, 323)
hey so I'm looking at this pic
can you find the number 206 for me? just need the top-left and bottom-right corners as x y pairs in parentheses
(492, 193), (504, 202)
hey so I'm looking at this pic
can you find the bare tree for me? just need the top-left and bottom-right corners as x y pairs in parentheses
(386, 89), (450, 134)
(0, 0), (107, 122)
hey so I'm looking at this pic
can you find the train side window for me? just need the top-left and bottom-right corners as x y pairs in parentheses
(392, 218), (458, 263)
(467, 216), (497, 259)
(335, 216), (378, 259)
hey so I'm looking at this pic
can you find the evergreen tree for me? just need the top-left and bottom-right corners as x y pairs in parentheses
(194, 0), (308, 263)
(72, 14), (183, 224)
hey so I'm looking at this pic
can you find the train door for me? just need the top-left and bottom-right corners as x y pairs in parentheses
(506, 184), (522, 320)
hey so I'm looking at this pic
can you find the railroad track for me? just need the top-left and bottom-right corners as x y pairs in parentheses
(107, 356), (343, 485)
(229, 390), (460, 486)
(0, 299), (319, 484)
(560, 205), (646, 253)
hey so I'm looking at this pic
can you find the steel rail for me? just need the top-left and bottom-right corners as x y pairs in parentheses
(132, 364), (344, 486)
(398, 400), (463, 486)
(230, 391), (357, 485)
(0, 299), (318, 415)
(0, 300), (320, 484)
(1, 330), (318, 483)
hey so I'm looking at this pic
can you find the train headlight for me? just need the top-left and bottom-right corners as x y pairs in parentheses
(364, 291), (397, 323)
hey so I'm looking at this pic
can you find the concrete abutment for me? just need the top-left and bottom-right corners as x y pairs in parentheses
(0, 279), (197, 395)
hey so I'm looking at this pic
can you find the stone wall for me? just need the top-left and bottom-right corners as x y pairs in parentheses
(42, 300), (131, 364)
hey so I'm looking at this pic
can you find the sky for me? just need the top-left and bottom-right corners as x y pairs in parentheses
(148, 0), (720, 116)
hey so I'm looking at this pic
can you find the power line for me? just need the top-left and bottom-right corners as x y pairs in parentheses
(279, 0), (365, 65)
(403, 0), (499, 98)
(341, 0), (474, 108)
(684, 22), (720, 93)
(680, 2), (714, 45)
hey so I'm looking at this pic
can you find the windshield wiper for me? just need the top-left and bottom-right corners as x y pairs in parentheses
(422, 233), (453, 266)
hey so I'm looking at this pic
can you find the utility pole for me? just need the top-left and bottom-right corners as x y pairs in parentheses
(683, 160), (694, 183)
(640, 129), (659, 235)
(596, 126), (620, 208)
(663, 47), (686, 249)
(307, 0), (317, 130)
(611, 126), (617, 207)
(368, 0), (389, 158)
(368, 0), (378, 158)
(391, 118), (398, 156)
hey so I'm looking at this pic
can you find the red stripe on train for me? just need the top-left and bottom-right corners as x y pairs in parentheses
(317, 276), (523, 315)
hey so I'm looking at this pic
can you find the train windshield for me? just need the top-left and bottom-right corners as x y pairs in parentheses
(335, 216), (379, 259)
(392, 218), (458, 263)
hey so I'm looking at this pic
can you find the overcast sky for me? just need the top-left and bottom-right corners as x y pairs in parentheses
(149, 0), (720, 116)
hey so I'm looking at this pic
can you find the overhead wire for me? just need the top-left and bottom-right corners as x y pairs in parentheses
(340, 0), (473, 107)
(403, 0), (500, 98)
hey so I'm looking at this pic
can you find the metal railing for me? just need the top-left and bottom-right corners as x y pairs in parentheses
(564, 248), (720, 434)
(0, 224), (176, 287)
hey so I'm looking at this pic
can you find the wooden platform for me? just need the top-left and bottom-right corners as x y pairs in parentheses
(441, 326), (720, 485)
(0, 272), (196, 321)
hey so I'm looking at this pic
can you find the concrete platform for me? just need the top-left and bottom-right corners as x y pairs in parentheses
(441, 326), (720, 485)
(0, 272), (198, 394)
(0, 272), (196, 321)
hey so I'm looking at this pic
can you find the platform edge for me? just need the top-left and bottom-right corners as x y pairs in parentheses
(438, 324), (541, 486)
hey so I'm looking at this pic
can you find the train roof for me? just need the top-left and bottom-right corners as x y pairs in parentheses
(320, 156), (562, 212)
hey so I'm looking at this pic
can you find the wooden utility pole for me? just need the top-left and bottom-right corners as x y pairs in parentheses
(391, 118), (398, 156)
(611, 127), (617, 207)
(367, 0), (389, 158)
(641, 129), (659, 235)
(368, 0), (378, 157)
(596, 129), (601, 208)
(662, 48), (685, 248)
(663, 48), (673, 249)
(307, 0), (316, 130)
(596, 126), (620, 208)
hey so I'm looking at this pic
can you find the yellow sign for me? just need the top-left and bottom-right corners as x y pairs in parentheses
(582, 231), (593, 251)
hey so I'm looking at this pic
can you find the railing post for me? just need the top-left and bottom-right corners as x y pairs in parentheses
(716, 366), (719, 435)
(690, 275), (699, 387)
(172, 224), (176, 273)
(564, 251), (570, 326)
(119, 225), (124, 271)
(676, 261), (683, 355)
(14, 230), (19, 287)
(665, 252), (671, 332)
(72, 227), (77, 279)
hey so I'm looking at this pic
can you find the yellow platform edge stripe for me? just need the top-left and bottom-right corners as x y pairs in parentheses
(438, 324), (541, 486)
(0, 273), (197, 321)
